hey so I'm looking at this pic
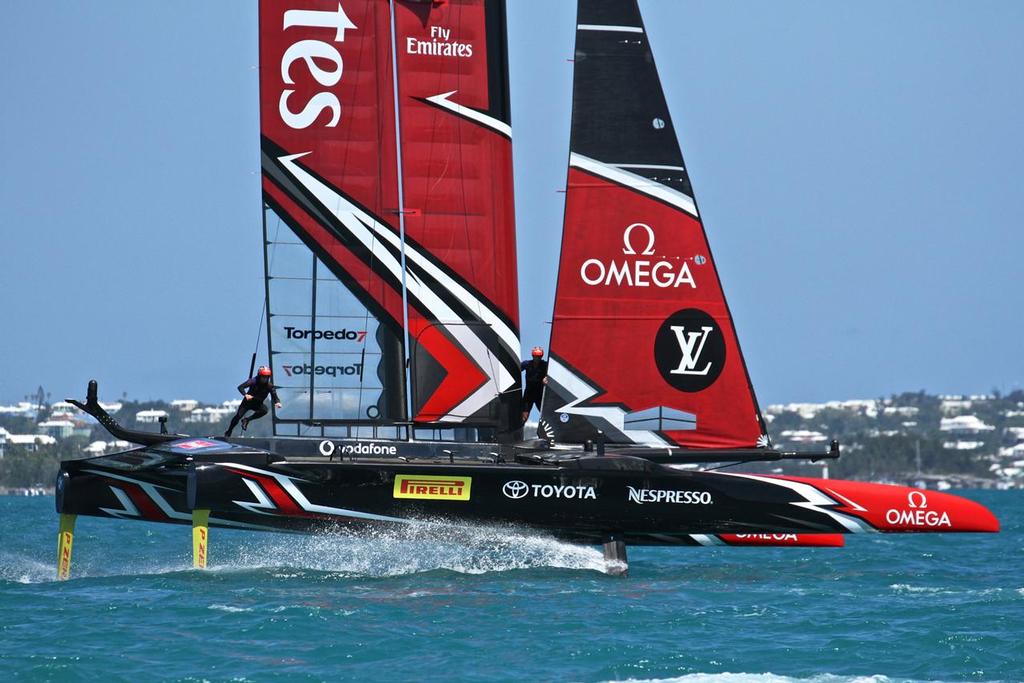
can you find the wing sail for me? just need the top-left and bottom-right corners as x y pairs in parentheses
(259, 0), (520, 438)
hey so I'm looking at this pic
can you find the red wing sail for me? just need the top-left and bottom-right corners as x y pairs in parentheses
(260, 1), (408, 434)
(541, 0), (766, 448)
(259, 1), (520, 436)
(393, 0), (521, 428)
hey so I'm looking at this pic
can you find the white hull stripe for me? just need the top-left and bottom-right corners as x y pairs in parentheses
(84, 469), (282, 531)
(99, 485), (140, 519)
(234, 478), (278, 516)
(424, 91), (511, 138)
(578, 24), (643, 33)
(713, 472), (874, 533)
(571, 153), (699, 219)
(689, 534), (724, 546)
(548, 357), (669, 447)
(279, 153), (517, 422)
(222, 463), (409, 524)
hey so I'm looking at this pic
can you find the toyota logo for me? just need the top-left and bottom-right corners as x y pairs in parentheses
(502, 480), (529, 499)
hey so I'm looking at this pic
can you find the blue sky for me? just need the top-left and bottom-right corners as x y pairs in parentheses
(1, 1), (1022, 407)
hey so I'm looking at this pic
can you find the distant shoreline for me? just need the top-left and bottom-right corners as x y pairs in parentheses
(0, 487), (54, 497)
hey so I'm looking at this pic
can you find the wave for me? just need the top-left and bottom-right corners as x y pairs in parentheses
(0, 553), (56, 585)
(607, 674), (994, 683)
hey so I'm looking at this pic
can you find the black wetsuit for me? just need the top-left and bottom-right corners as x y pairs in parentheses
(225, 376), (280, 436)
(521, 358), (548, 416)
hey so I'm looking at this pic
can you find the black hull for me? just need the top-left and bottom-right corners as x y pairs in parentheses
(56, 436), (999, 546)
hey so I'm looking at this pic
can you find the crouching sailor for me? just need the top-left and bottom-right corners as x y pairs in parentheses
(225, 366), (281, 436)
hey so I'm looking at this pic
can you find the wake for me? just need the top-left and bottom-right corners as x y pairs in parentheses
(218, 519), (606, 577)
(1, 520), (606, 583)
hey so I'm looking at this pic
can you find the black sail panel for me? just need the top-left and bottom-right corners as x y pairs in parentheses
(572, 0), (692, 197)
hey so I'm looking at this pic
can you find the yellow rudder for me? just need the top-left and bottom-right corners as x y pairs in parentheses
(56, 513), (77, 581)
(192, 509), (210, 569)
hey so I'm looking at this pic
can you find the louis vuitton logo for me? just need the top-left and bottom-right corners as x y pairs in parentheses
(669, 325), (714, 376)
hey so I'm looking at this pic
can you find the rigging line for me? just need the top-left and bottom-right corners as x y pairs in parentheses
(253, 212), (284, 369)
(389, 0), (415, 430)
(356, 207), (374, 425)
(702, 460), (759, 472)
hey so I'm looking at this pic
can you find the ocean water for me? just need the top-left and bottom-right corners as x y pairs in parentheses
(1, 491), (1020, 682)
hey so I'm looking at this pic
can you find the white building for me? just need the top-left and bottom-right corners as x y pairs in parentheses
(83, 440), (107, 455)
(942, 440), (985, 450)
(940, 396), (973, 415)
(998, 443), (1024, 459)
(38, 420), (76, 439)
(171, 399), (200, 412)
(779, 429), (829, 444)
(883, 406), (919, 417)
(939, 415), (995, 434)
(185, 407), (235, 423)
(82, 440), (132, 455)
(135, 409), (169, 424)
(766, 400), (878, 420)
(1004, 427), (1024, 443)
(0, 401), (40, 419)
(5, 433), (58, 451)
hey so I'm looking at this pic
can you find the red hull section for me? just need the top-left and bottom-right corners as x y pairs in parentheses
(716, 534), (845, 548)
(777, 475), (1000, 533)
(721, 472), (1000, 534)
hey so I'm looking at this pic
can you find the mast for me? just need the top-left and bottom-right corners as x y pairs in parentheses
(541, 0), (768, 450)
(389, 0), (415, 428)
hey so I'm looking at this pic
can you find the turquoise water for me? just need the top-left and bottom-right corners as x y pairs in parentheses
(1, 491), (1021, 682)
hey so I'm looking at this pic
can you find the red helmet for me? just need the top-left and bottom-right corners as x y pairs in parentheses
(531, 346), (544, 358)
(258, 366), (272, 377)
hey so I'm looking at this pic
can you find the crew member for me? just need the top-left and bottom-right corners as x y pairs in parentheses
(224, 366), (282, 437)
(521, 346), (548, 425)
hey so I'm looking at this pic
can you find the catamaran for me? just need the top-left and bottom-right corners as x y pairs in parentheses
(55, 0), (998, 578)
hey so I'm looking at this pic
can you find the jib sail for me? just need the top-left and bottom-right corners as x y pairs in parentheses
(540, 0), (768, 449)
(259, 0), (519, 438)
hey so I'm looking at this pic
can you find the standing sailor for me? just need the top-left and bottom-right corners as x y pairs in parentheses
(224, 366), (281, 437)
(520, 346), (548, 425)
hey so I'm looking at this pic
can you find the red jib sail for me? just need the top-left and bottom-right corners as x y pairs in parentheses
(541, 0), (767, 449)
(259, 0), (519, 436)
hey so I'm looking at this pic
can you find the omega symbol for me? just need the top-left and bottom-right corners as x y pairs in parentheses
(622, 223), (656, 256)
(907, 491), (928, 509)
